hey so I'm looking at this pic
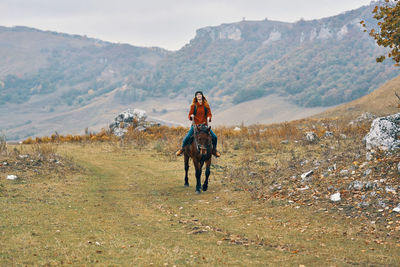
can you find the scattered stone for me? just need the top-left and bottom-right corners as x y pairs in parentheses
(6, 175), (18, 180)
(358, 202), (370, 208)
(234, 127), (241, 131)
(327, 164), (337, 172)
(398, 162), (400, 174)
(325, 131), (333, 137)
(330, 192), (341, 202)
(305, 132), (318, 143)
(339, 134), (347, 139)
(360, 162), (369, 168)
(364, 182), (377, 190)
(348, 181), (363, 191)
(18, 154), (29, 159)
(364, 112), (400, 151)
(377, 200), (386, 208)
(339, 169), (349, 176)
(281, 140), (289, 144)
(363, 169), (372, 176)
(300, 159), (309, 166)
(349, 112), (377, 125)
(385, 186), (396, 194)
(298, 185), (309, 191)
(270, 184), (282, 192)
(393, 204), (400, 213)
(300, 170), (313, 182)
(366, 151), (374, 161)
(136, 126), (147, 132)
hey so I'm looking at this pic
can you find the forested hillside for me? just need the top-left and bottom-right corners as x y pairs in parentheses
(132, 4), (398, 107)
(0, 26), (169, 107)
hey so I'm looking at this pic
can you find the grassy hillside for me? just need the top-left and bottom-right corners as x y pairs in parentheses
(1, 116), (399, 265)
(316, 74), (400, 119)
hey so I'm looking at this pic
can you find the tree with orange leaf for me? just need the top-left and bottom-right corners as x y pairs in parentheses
(361, 0), (400, 65)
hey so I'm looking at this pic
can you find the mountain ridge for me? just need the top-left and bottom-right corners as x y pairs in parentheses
(1, 3), (399, 140)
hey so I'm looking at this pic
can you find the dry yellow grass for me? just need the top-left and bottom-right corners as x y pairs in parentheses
(1, 135), (399, 265)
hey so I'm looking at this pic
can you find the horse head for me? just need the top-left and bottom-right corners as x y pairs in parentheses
(194, 124), (212, 156)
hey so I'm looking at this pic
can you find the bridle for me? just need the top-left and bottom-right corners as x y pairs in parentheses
(193, 124), (212, 156)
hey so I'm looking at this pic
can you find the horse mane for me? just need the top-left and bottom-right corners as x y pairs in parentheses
(195, 124), (211, 134)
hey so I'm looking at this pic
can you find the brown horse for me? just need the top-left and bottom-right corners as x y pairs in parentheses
(183, 124), (213, 193)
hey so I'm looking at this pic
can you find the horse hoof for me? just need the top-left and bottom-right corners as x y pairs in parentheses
(195, 190), (201, 194)
(184, 183), (189, 187)
(202, 185), (208, 191)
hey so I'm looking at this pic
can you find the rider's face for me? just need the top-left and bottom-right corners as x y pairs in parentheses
(196, 93), (203, 102)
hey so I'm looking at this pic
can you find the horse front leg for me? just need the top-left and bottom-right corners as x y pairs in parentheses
(184, 153), (189, 187)
(202, 158), (211, 192)
(194, 159), (202, 194)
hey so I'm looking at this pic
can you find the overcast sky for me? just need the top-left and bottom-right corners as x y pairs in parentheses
(0, 0), (373, 50)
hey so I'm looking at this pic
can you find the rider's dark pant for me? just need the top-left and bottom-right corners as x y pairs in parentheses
(182, 126), (217, 149)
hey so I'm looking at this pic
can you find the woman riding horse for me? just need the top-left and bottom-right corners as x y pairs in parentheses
(176, 91), (220, 157)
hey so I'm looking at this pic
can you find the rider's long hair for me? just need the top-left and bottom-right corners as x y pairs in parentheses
(192, 96), (210, 109)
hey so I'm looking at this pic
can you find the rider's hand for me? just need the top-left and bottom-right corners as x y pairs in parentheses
(190, 114), (194, 121)
(207, 117), (211, 123)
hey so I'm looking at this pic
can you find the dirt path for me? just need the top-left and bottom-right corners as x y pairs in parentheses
(1, 143), (399, 266)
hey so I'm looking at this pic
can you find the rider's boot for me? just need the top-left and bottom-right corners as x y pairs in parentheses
(212, 149), (221, 158)
(176, 148), (184, 156)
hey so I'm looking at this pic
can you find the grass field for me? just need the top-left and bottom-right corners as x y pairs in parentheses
(1, 118), (400, 266)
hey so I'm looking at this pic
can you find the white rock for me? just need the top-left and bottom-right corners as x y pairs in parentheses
(6, 175), (18, 180)
(305, 132), (318, 143)
(263, 30), (282, 45)
(234, 127), (241, 131)
(337, 25), (348, 40)
(301, 170), (313, 179)
(364, 113), (400, 151)
(318, 26), (332, 40)
(298, 186), (309, 191)
(330, 192), (341, 202)
(218, 26), (241, 40)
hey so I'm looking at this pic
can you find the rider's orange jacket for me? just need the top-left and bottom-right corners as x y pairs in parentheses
(188, 97), (212, 125)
